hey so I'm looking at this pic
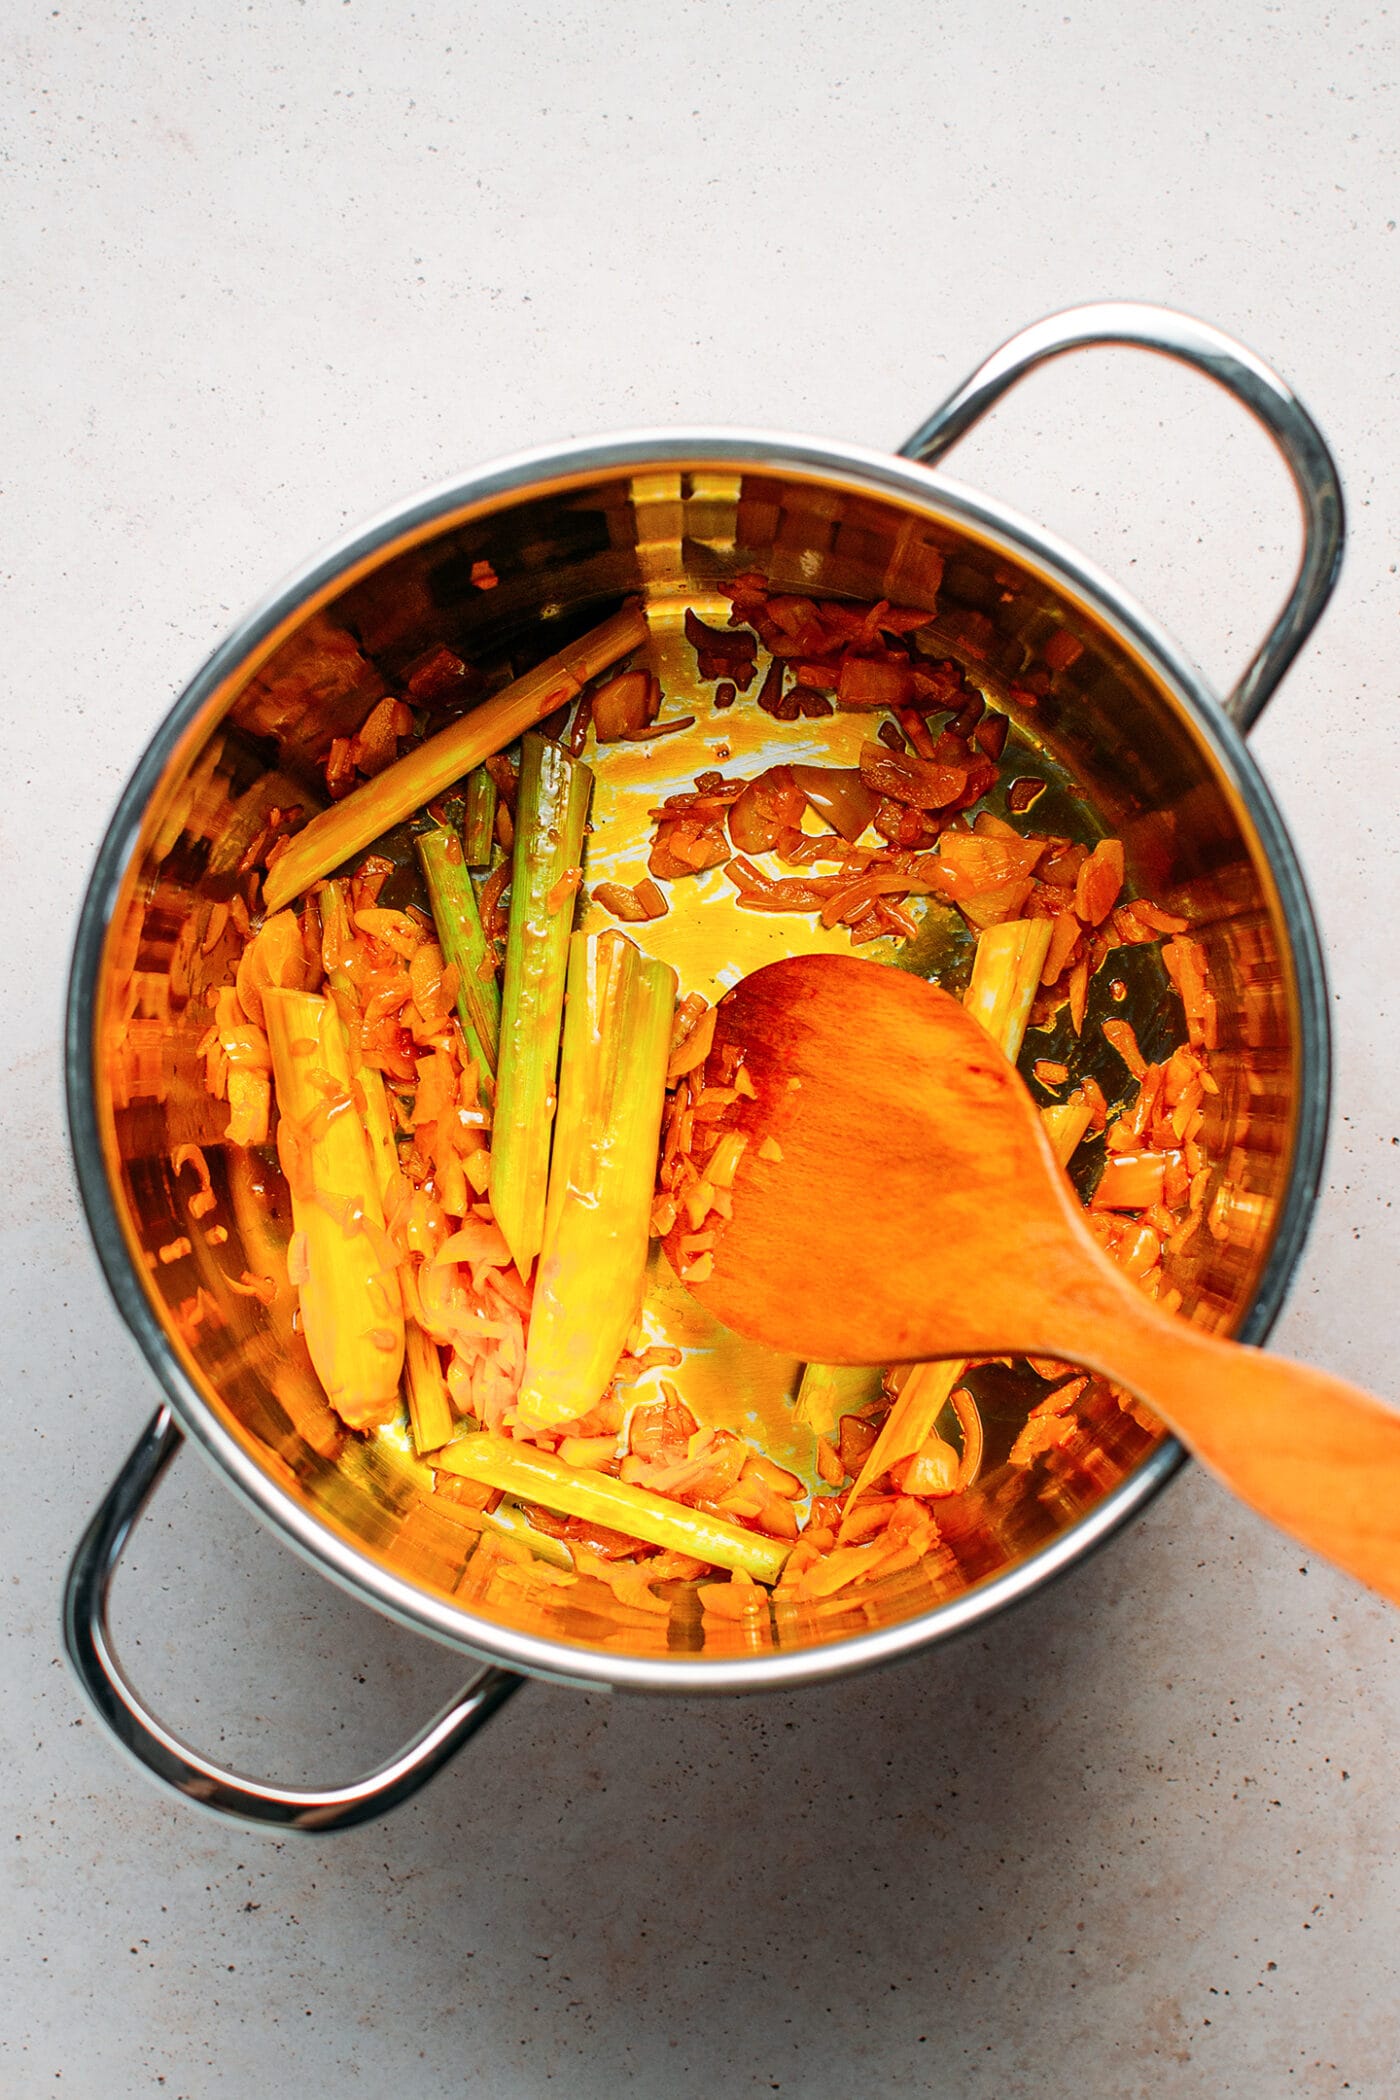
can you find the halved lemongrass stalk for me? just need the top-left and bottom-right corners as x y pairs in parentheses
(433, 1432), (790, 1581)
(966, 918), (1094, 1168)
(263, 606), (644, 911)
(791, 1361), (884, 1437)
(515, 931), (677, 1427)
(404, 1318), (455, 1454)
(962, 917), (1054, 1061)
(358, 1067), (403, 1207)
(837, 1359), (964, 1538)
(416, 822), (501, 1104)
(1042, 1096), (1093, 1166)
(490, 734), (593, 1275)
(263, 988), (405, 1430)
(318, 878), (403, 1201)
(319, 877), (451, 1456)
(461, 766), (498, 867)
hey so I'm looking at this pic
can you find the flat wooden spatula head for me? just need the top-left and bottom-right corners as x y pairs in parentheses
(662, 953), (1087, 1365)
(664, 956), (1400, 1615)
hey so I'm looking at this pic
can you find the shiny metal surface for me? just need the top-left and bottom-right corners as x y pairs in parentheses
(65, 305), (1340, 1816)
(900, 303), (1345, 731)
(63, 1403), (522, 1829)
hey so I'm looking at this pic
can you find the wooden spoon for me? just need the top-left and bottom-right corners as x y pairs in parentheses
(665, 953), (1400, 1604)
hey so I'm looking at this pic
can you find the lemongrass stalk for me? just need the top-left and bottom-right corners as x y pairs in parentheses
(319, 878), (402, 1199)
(416, 822), (501, 1104)
(791, 1361), (884, 1436)
(1042, 1097), (1093, 1166)
(485, 1503), (574, 1569)
(432, 1483), (575, 1568)
(358, 1067), (403, 1206)
(263, 607), (644, 912)
(462, 766), (498, 866)
(318, 877), (358, 998)
(263, 988), (405, 1430)
(515, 932), (677, 1427)
(839, 1359), (964, 1534)
(360, 1041), (454, 1458)
(319, 881), (444, 1461)
(490, 735), (593, 1274)
(434, 1432), (790, 1581)
(965, 919), (1092, 1169)
(962, 918), (1053, 1062)
(404, 1319), (455, 1453)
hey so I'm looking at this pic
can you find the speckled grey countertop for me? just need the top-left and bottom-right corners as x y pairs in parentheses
(5, 3), (1399, 2094)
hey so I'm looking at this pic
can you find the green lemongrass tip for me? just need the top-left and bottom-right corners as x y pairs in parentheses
(791, 1361), (884, 1437)
(434, 1432), (790, 1581)
(404, 1320), (455, 1454)
(262, 605), (645, 913)
(516, 931), (677, 1428)
(963, 918), (1054, 1064)
(415, 822), (502, 1104)
(462, 766), (498, 866)
(489, 735), (593, 1275)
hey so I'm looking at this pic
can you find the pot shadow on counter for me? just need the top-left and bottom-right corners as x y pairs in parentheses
(89, 1434), (1342, 2099)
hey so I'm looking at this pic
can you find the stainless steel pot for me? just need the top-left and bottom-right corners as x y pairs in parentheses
(65, 304), (1343, 1831)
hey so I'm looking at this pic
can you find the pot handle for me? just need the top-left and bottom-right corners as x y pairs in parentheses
(63, 1406), (524, 1832)
(898, 301), (1344, 732)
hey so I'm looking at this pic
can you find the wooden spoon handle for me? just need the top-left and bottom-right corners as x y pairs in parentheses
(1056, 1284), (1400, 1605)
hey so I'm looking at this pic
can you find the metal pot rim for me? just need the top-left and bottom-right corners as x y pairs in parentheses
(66, 422), (1331, 1695)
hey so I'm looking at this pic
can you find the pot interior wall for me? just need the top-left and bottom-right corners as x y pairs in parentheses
(91, 460), (1303, 1667)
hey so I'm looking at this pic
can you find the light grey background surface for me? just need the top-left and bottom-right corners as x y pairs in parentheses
(5, 2), (1400, 2094)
